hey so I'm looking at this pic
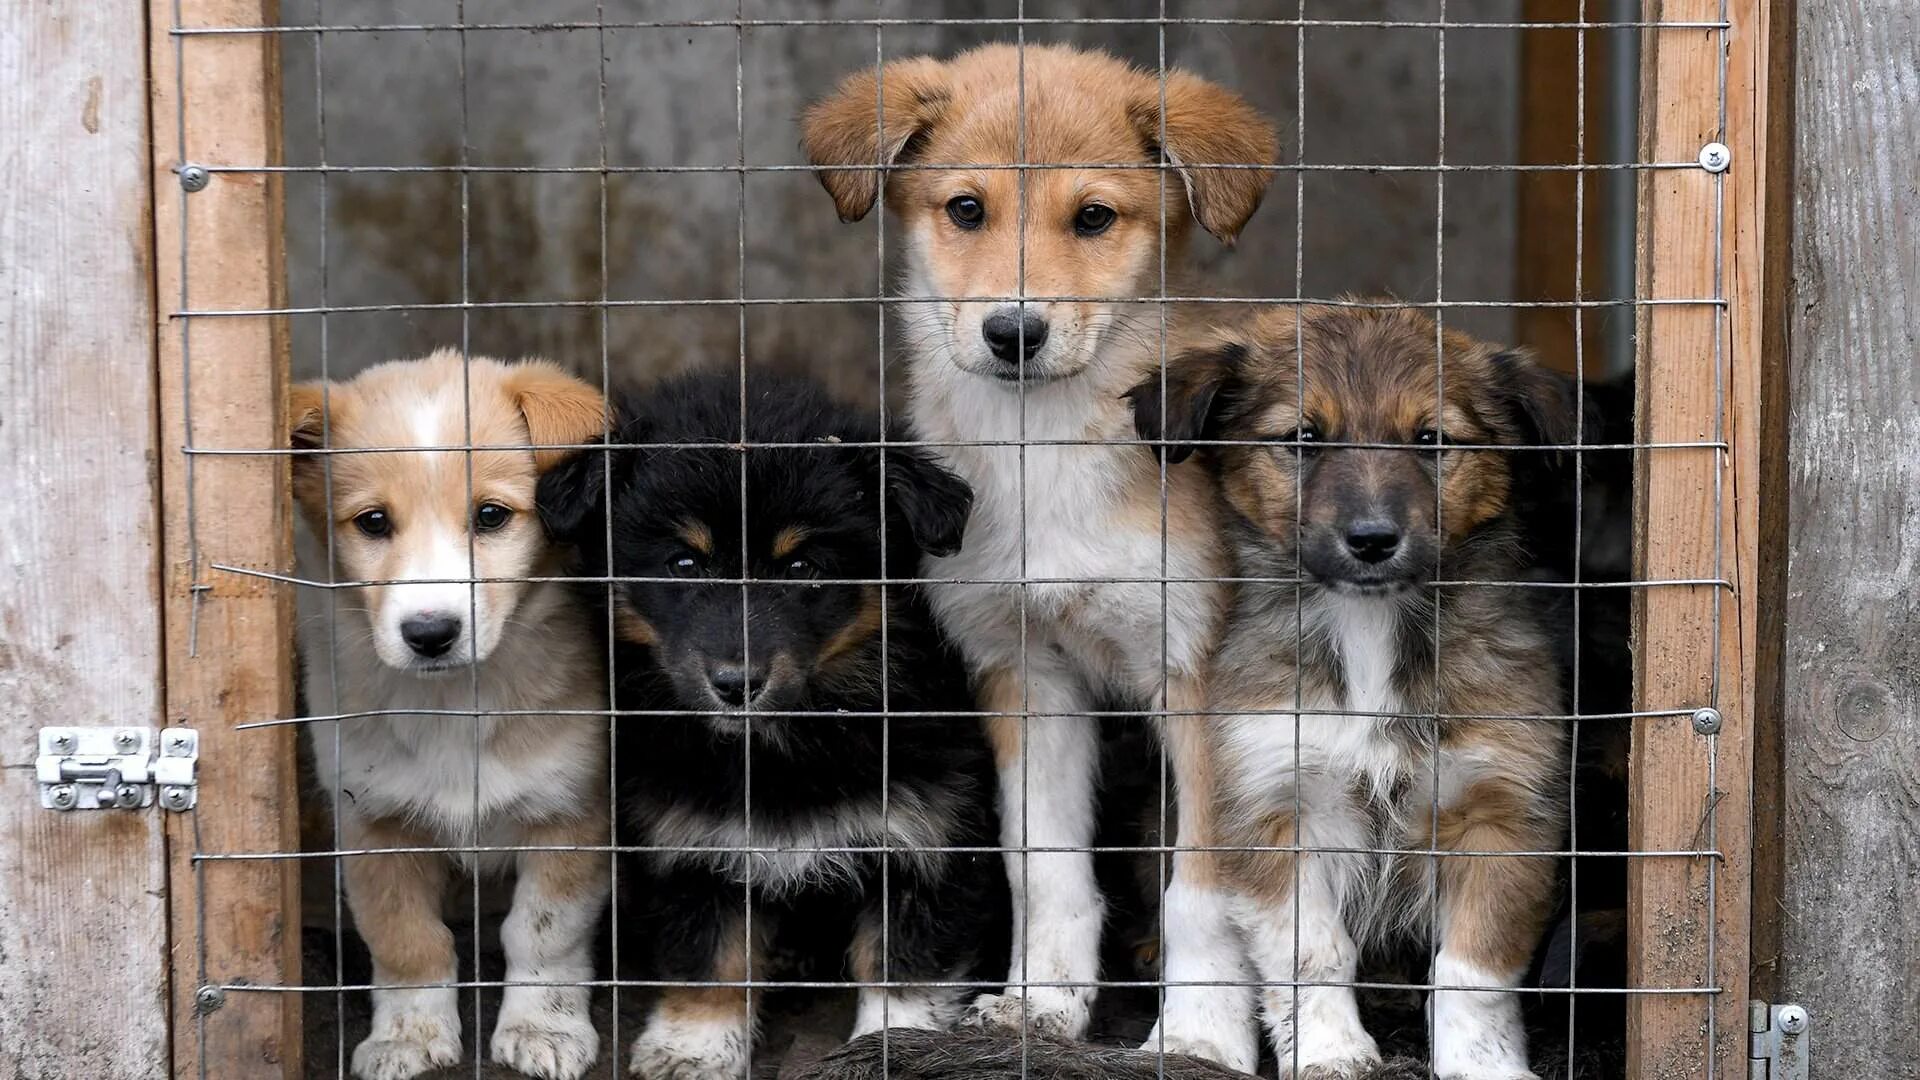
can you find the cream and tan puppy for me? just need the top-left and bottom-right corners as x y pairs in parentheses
(291, 350), (610, 1080)
(805, 44), (1277, 1047)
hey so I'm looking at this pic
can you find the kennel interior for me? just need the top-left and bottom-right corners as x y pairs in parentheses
(3, 0), (1801, 1077)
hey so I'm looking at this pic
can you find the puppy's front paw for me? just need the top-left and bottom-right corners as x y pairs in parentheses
(1141, 1020), (1260, 1073)
(352, 1012), (463, 1080)
(960, 987), (1092, 1041)
(627, 1014), (749, 1080)
(492, 1011), (599, 1080)
(1290, 1060), (1382, 1080)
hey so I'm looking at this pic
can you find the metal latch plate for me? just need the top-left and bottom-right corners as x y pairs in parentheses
(1750, 1001), (1809, 1080)
(37, 727), (198, 811)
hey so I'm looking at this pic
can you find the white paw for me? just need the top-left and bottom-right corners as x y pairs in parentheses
(492, 1009), (599, 1080)
(960, 987), (1092, 1041)
(1429, 956), (1534, 1079)
(352, 1013), (463, 1080)
(627, 1015), (749, 1080)
(1141, 1020), (1260, 1073)
(1290, 1060), (1381, 1080)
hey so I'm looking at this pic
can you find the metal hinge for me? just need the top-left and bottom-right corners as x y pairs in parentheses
(1750, 1001), (1809, 1080)
(37, 727), (198, 812)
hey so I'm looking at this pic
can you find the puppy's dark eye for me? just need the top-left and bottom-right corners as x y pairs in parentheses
(1415, 429), (1444, 447)
(1270, 427), (1320, 454)
(353, 509), (391, 538)
(946, 195), (985, 230)
(781, 556), (820, 580)
(1073, 204), (1116, 236)
(473, 503), (512, 532)
(667, 553), (704, 578)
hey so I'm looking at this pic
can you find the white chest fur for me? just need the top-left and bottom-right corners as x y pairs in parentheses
(1222, 595), (1435, 817)
(910, 368), (1218, 689)
(299, 579), (606, 861)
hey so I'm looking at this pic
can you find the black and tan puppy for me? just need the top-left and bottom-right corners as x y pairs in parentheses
(1131, 305), (1575, 1078)
(538, 373), (1004, 1080)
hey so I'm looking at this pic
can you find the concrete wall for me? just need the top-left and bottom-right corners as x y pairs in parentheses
(281, 0), (1523, 396)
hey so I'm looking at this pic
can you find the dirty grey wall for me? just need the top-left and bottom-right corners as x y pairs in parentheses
(281, 0), (1522, 397)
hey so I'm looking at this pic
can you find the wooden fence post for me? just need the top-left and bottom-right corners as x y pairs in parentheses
(1629, 0), (1788, 1074)
(151, 3), (303, 1077)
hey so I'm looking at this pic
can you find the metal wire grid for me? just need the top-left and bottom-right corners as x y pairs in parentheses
(163, 3), (1737, 1077)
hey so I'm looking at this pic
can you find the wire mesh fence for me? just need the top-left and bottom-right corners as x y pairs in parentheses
(159, 2), (1738, 1077)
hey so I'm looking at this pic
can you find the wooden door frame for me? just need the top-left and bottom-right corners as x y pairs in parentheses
(0, 1), (172, 1074)
(151, 2), (303, 1077)
(1629, 0), (1792, 1075)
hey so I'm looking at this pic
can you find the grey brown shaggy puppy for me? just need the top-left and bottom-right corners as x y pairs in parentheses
(1129, 304), (1575, 1079)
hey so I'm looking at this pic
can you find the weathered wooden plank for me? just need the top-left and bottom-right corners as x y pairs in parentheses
(1628, 1), (1778, 1075)
(151, 2), (303, 1077)
(1775, 0), (1919, 1068)
(0, 3), (169, 1076)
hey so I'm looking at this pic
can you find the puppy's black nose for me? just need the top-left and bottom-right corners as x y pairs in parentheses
(982, 308), (1049, 363)
(401, 615), (461, 658)
(1344, 522), (1402, 564)
(708, 664), (766, 707)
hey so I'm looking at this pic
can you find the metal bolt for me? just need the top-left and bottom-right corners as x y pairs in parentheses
(114, 729), (141, 753)
(161, 786), (192, 811)
(1698, 142), (1731, 173)
(1778, 1005), (1807, 1035)
(1691, 707), (1722, 735)
(179, 164), (210, 192)
(195, 985), (226, 1015)
(49, 785), (78, 811)
(50, 732), (76, 754)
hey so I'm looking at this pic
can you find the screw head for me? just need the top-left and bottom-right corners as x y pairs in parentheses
(50, 732), (76, 754)
(113, 783), (140, 807)
(114, 729), (141, 752)
(165, 731), (191, 753)
(1778, 1005), (1807, 1034)
(1699, 142), (1731, 173)
(195, 985), (226, 1015)
(161, 786), (192, 811)
(1692, 707), (1723, 735)
(49, 785), (78, 810)
(179, 164), (210, 192)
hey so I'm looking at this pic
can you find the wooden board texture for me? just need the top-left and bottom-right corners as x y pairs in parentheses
(0, 2), (171, 1077)
(1778, 0), (1920, 1068)
(151, 2), (304, 1076)
(1629, 0), (1782, 1075)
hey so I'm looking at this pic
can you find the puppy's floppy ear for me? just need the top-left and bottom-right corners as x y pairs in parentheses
(1489, 348), (1580, 448)
(802, 57), (951, 223)
(1125, 339), (1247, 465)
(288, 382), (332, 450)
(505, 360), (608, 472)
(1129, 70), (1279, 244)
(535, 439), (611, 544)
(880, 445), (974, 559)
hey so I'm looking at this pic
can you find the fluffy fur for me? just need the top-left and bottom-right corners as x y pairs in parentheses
(291, 350), (613, 1080)
(537, 372), (1006, 1080)
(793, 1029), (1261, 1080)
(1131, 305), (1575, 1078)
(803, 42), (1279, 1046)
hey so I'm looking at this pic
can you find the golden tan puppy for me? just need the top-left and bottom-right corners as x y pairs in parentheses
(805, 43), (1277, 1046)
(290, 350), (610, 1080)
